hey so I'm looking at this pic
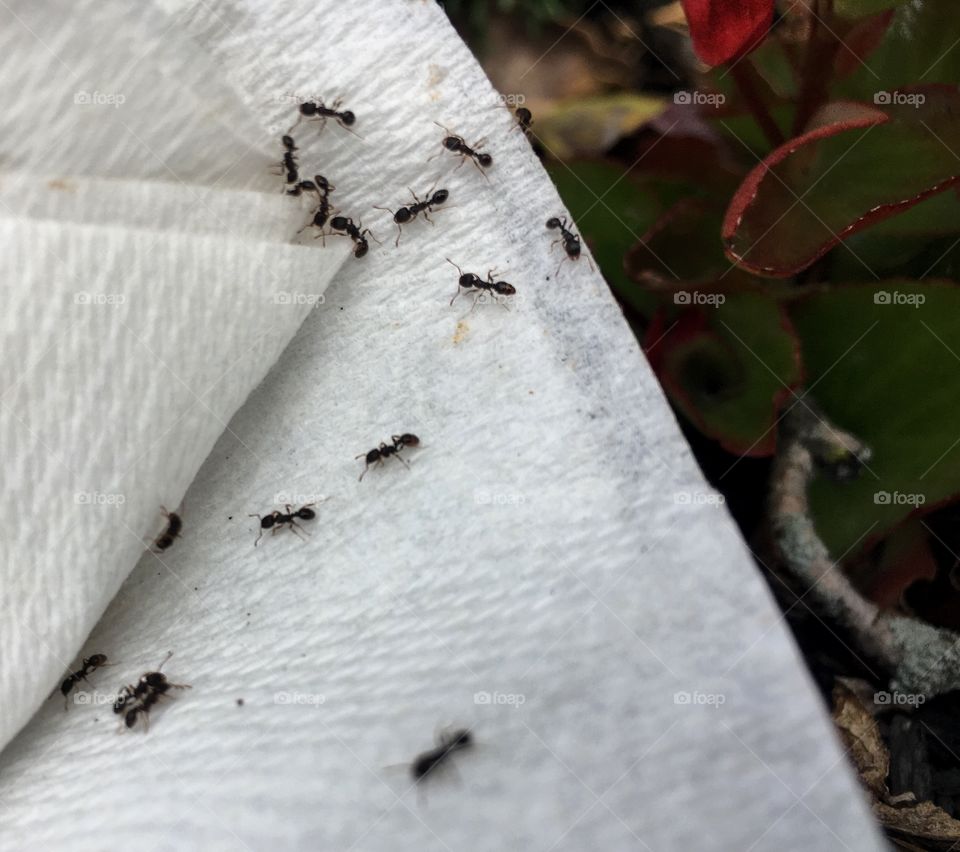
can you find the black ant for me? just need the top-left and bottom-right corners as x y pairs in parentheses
(272, 135), (300, 191)
(114, 652), (190, 731)
(514, 106), (533, 136)
(446, 259), (515, 310)
(433, 123), (492, 176)
(375, 188), (450, 246)
(295, 176), (336, 236)
(547, 216), (589, 275)
(59, 653), (112, 709)
(411, 728), (473, 781)
(291, 99), (356, 134)
(153, 506), (182, 552)
(357, 433), (420, 481)
(287, 177), (319, 198)
(248, 503), (317, 546)
(328, 216), (379, 258)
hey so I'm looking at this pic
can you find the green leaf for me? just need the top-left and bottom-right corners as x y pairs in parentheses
(838, 0), (960, 95)
(834, 0), (910, 18)
(722, 88), (960, 277)
(646, 294), (802, 455)
(788, 281), (960, 557)
(829, 189), (960, 278)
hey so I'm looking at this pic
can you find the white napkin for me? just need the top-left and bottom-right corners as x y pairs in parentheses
(0, 1), (885, 850)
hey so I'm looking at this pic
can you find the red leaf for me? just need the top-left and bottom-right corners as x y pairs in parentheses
(722, 87), (960, 276)
(681, 0), (775, 66)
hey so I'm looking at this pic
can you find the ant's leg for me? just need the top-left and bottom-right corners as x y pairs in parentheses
(450, 286), (465, 306)
(249, 514), (264, 547)
(469, 157), (491, 182)
(289, 520), (311, 541)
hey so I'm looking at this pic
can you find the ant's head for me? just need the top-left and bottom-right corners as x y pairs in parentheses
(143, 672), (168, 688)
(340, 110), (356, 126)
(447, 729), (472, 749)
(445, 258), (477, 288)
(299, 102), (318, 116)
(477, 152), (493, 168)
(354, 240), (369, 258)
(516, 107), (532, 124)
(315, 175), (331, 191)
(546, 217), (562, 230)
(260, 514), (277, 530)
(394, 207), (413, 224)
(296, 506), (316, 520)
(86, 654), (108, 667)
(442, 135), (461, 151)
(432, 189), (450, 205)
(397, 433), (419, 448)
(282, 135), (296, 149)
(365, 448), (381, 464)
(330, 216), (350, 231)
(125, 709), (139, 728)
(60, 678), (73, 695)
(566, 236), (581, 256)
(493, 281), (516, 296)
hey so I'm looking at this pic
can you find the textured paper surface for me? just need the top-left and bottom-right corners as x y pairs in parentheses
(0, 1), (886, 850)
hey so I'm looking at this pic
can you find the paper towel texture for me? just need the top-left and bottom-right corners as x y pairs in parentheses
(0, 1), (886, 850)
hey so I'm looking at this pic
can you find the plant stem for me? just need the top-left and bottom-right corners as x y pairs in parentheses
(730, 61), (785, 149)
(792, 0), (841, 135)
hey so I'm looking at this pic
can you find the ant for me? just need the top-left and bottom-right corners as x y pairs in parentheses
(114, 652), (190, 731)
(514, 106), (533, 136)
(295, 176), (336, 236)
(375, 187), (450, 246)
(357, 433), (420, 481)
(153, 506), (182, 552)
(248, 503), (317, 546)
(291, 99), (356, 134)
(446, 258), (515, 310)
(546, 216), (589, 275)
(329, 216), (379, 258)
(59, 653), (113, 709)
(287, 176), (320, 198)
(272, 135), (300, 192)
(433, 123), (492, 176)
(411, 728), (473, 782)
